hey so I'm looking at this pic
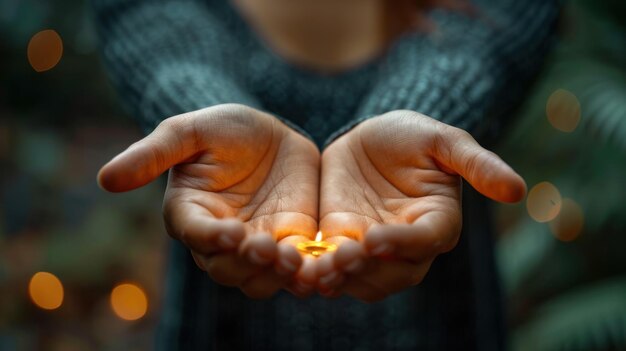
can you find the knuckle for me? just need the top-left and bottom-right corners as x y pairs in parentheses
(206, 260), (237, 287)
(211, 104), (257, 125)
(213, 103), (252, 114)
(443, 123), (473, 141)
(387, 109), (424, 120)
(157, 114), (187, 132)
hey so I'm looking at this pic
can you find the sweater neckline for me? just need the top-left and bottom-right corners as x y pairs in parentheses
(221, 0), (382, 81)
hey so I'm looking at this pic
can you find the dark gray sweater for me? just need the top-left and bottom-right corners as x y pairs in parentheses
(92, 0), (560, 349)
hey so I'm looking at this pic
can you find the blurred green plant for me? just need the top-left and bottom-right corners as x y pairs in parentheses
(495, 0), (626, 350)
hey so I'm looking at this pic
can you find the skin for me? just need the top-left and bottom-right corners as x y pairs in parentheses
(316, 111), (526, 302)
(232, 0), (473, 73)
(99, 1), (523, 302)
(98, 104), (321, 298)
(98, 106), (525, 302)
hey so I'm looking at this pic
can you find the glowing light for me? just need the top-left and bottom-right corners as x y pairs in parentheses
(546, 89), (581, 132)
(110, 283), (148, 321)
(29, 272), (64, 310)
(526, 181), (562, 223)
(27, 29), (63, 72)
(549, 198), (584, 242)
(297, 231), (337, 257)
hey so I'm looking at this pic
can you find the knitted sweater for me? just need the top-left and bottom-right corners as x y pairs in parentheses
(92, 0), (560, 349)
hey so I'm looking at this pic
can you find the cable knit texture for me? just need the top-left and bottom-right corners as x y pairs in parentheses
(91, 0), (560, 349)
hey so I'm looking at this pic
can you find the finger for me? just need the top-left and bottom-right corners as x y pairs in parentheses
(270, 212), (319, 242)
(200, 252), (257, 287)
(329, 238), (367, 275)
(315, 252), (345, 289)
(319, 212), (370, 240)
(98, 115), (197, 192)
(287, 255), (317, 297)
(164, 200), (245, 255)
(240, 268), (287, 299)
(434, 128), (526, 203)
(239, 232), (278, 266)
(275, 239), (304, 276)
(364, 212), (460, 263)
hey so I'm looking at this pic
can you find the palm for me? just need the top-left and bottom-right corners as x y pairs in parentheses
(164, 111), (319, 241)
(320, 113), (460, 248)
(99, 105), (320, 298)
(320, 124), (460, 240)
(315, 112), (526, 301)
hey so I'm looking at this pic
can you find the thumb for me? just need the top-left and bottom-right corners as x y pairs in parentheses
(434, 129), (526, 203)
(98, 117), (197, 192)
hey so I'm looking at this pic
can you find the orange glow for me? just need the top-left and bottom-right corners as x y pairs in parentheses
(546, 89), (581, 132)
(27, 29), (63, 72)
(526, 182), (562, 223)
(297, 231), (337, 257)
(29, 272), (64, 310)
(110, 283), (148, 321)
(315, 231), (323, 242)
(549, 198), (584, 242)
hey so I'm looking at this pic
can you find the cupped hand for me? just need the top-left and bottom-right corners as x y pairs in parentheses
(98, 104), (320, 298)
(315, 110), (526, 302)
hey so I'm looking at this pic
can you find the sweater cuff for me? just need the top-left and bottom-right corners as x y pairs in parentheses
(133, 62), (315, 143)
(133, 62), (258, 132)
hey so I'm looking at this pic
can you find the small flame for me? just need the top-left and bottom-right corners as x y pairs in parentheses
(315, 231), (323, 242)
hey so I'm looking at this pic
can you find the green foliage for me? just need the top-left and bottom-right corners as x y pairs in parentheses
(495, 0), (626, 350)
(512, 277), (626, 351)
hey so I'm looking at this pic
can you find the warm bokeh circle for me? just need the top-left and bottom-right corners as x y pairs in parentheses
(27, 29), (63, 72)
(29, 272), (64, 310)
(110, 283), (148, 321)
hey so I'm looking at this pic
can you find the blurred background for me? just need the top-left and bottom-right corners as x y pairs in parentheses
(0, 0), (624, 350)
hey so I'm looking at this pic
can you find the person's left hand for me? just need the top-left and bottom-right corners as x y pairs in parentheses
(315, 110), (526, 302)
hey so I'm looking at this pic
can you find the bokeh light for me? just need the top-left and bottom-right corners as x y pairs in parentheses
(526, 181), (562, 223)
(27, 29), (64, 72)
(110, 283), (148, 321)
(29, 272), (64, 310)
(549, 198), (584, 242)
(546, 89), (581, 132)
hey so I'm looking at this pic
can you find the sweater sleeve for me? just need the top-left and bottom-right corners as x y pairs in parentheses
(325, 0), (562, 146)
(91, 0), (311, 137)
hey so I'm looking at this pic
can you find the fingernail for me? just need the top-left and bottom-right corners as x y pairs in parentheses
(218, 233), (237, 249)
(370, 243), (392, 256)
(249, 249), (271, 265)
(344, 259), (364, 273)
(280, 257), (297, 273)
(319, 271), (339, 286)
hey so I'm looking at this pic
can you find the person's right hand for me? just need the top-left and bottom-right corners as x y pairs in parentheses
(98, 104), (321, 298)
